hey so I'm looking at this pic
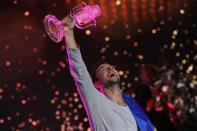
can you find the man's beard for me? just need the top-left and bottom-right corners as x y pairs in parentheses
(104, 79), (120, 88)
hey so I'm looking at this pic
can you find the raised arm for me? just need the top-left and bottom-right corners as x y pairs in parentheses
(62, 16), (78, 49)
(62, 16), (101, 102)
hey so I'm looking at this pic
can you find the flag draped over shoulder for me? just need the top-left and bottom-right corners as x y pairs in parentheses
(122, 93), (157, 131)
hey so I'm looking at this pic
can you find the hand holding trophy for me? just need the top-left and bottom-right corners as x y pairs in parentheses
(61, 15), (76, 33)
(44, 1), (101, 43)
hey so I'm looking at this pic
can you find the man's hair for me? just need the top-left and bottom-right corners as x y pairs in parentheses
(90, 60), (110, 92)
(90, 60), (109, 83)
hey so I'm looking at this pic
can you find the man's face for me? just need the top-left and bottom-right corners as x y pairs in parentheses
(95, 63), (120, 85)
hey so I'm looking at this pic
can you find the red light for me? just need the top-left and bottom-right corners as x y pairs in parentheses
(111, 0), (118, 20)
(167, 102), (175, 110)
(99, 0), (107, 17)
(121, 0), (128, 23)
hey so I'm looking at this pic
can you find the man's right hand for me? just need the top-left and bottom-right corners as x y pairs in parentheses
(62, 15), (78, 49)
(62, 15), (75, 33)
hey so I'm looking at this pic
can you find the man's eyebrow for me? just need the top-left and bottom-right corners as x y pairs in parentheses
(98, 66), (105, 70)
(98, 66), (107, 71)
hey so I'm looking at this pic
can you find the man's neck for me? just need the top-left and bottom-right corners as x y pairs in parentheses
(104, 84), (127, 106)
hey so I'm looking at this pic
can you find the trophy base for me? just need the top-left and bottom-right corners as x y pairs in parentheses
(44, 15), (64, 43)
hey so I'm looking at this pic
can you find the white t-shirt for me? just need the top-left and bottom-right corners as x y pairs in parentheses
(67, 47), (138, 131)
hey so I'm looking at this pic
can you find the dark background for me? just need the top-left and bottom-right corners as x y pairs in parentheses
(0, 0), (196, 130)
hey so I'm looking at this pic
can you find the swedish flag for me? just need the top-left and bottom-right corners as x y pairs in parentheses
(122, 93), (157, 131)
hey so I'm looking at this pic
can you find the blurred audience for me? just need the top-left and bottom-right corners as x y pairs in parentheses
(134, 65), (176, 131)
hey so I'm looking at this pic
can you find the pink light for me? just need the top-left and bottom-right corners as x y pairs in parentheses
(5, 60), (11, 66)
(21, 99), (27, 105)
(24, 11), (30, 16)
(0, 88), (3, 93)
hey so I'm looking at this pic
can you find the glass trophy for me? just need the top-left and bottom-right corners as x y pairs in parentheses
(44, 1), (101, 43)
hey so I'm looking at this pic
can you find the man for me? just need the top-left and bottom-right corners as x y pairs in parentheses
(63, 16), (156, 131)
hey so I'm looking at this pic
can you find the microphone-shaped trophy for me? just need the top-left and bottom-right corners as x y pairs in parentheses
(44, 1), (101, 43)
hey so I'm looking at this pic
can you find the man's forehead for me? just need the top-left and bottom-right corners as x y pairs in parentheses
(96, 63), (110, 72)
(97, 63), (110, 69)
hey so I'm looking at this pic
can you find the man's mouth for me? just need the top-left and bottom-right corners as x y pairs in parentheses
(108, 73), (115, 78)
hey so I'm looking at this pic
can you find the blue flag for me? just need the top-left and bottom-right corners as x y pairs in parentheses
(122, 93), (156, 131)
